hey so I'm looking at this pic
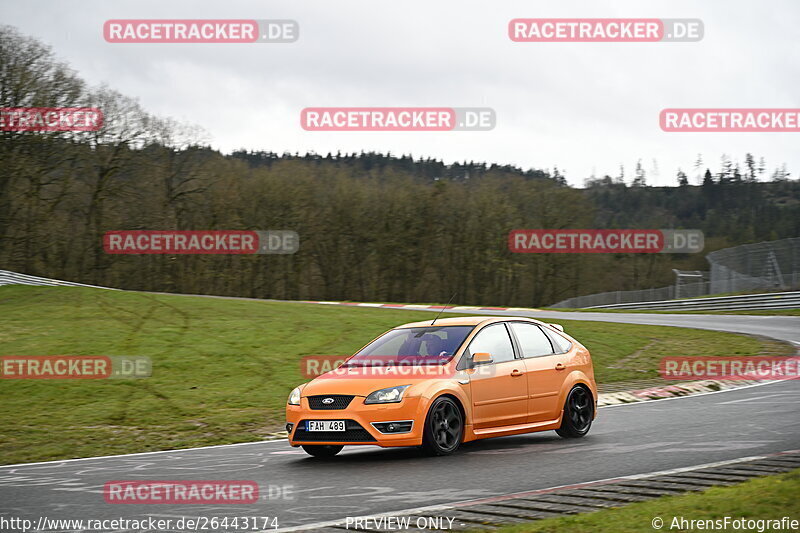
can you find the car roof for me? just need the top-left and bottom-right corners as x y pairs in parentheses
(396, 316), (543, 328)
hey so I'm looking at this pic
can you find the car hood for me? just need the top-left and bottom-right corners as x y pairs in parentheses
(301, 365), (454, 397)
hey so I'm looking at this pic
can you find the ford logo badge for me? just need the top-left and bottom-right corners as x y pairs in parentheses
(322, 397), (335, 404)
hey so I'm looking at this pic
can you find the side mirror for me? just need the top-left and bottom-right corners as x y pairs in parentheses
(548, 323), (564, 332)
(472, 352), (493, 365)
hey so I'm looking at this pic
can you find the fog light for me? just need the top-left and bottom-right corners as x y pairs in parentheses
(286, 423), (294, 433)
(372, 421), (413, 434)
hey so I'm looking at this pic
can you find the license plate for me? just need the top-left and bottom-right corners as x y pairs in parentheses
(306, 420), (345, 432)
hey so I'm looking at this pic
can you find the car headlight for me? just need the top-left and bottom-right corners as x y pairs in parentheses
(288, 387), (301, 406)
(364, 385), (410, 404)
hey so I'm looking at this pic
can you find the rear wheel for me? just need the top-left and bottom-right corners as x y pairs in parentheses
(301, 444), (343, 458)
(422, 396), (464, 455)
(556, 386), (594, 438)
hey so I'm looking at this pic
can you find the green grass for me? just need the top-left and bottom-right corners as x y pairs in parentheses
(489, 469), (800, 533)
(0, 286), (781, 465)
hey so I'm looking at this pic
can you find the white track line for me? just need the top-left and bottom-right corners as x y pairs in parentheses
(599, 379), (788, 408)
(0, 380), (789, 469)
(3, 284), (794, 469)
(269, 449), (800, 532)
(0, 439), (287, 469)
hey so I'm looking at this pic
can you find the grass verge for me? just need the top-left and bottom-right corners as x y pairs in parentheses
(0, 285), (784, 464)
(488, 469), (800, 533)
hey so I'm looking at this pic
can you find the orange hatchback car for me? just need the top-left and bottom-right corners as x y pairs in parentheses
(286, 316), (597, 457)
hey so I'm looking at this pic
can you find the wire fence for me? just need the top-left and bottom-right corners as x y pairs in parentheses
(708, 238), (800, 294)
(550, 237), (800, 308)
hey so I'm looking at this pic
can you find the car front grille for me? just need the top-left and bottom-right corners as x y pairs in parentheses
(292, 420), (376, 442)
(307, 394), (355, 410)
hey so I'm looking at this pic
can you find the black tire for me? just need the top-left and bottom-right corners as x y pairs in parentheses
(422, 396), (464, 456)
(556, 386), (594, 438)
(301, 444), (344, 458)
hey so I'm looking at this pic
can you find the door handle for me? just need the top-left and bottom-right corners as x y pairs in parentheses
(510, 369), (524, 377)
(555, 363), (566, 371)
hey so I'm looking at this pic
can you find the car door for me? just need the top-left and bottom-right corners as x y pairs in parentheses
(464, 323), (528, 429)
(508, 322), (567, 424)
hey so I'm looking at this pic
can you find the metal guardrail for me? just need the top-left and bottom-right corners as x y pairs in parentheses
(0, 270), (115, 290)
(1, 269), (797, 312)
(551, 237), (800, 308)
(588, 291), (800, 311)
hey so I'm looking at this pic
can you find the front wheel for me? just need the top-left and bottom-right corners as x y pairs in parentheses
(301, 444), (343, 458)
(422, 396), (464, 455)
(556, 386), (594, 438)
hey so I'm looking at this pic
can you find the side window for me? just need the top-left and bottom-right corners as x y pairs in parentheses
(545, 329), (573, 353)
(467, 324), (515, 363)
(509, 322), (554, 358)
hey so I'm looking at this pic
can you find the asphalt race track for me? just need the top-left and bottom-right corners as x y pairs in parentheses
(1, 309), (798, 531)
(1, 380), (799, 531)
(439, 307), (800, 346)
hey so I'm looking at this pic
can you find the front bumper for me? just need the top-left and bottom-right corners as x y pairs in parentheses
(286, 395), (424, 447)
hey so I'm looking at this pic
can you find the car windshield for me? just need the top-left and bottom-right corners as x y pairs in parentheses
(345, 326), (474, 366)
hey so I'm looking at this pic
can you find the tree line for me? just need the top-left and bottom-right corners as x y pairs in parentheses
(1, 25), (798, 307)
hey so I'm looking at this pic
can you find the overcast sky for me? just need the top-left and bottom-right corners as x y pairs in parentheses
(3, 0), (799, 186)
